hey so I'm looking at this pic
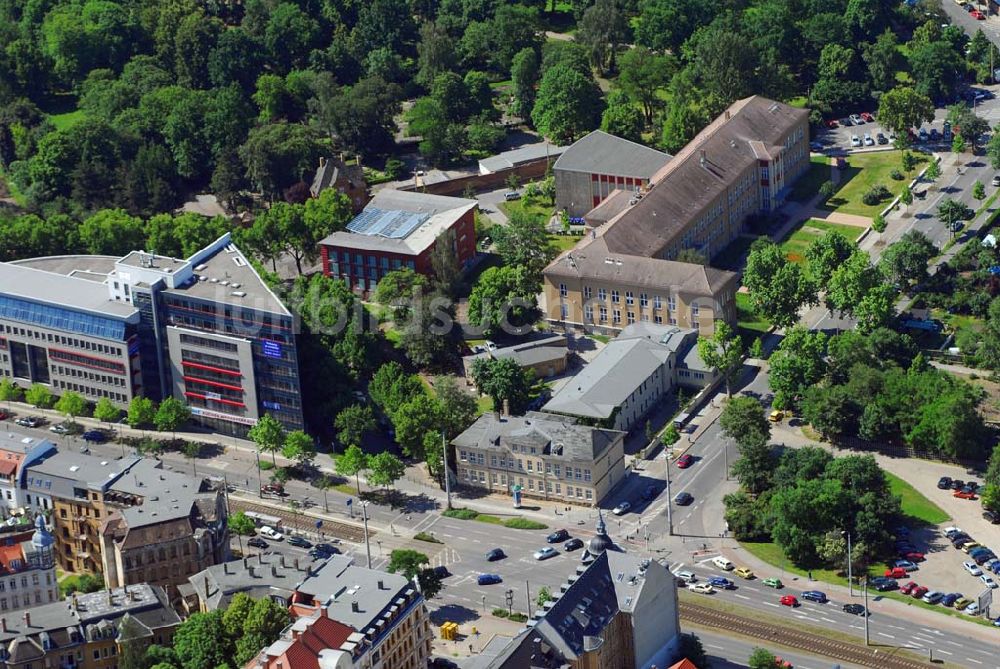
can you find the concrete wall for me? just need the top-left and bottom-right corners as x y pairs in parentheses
(555, 169), (595, 218)
(398, 158), (554, 197)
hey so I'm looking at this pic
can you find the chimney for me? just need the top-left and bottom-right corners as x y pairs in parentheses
(318, 157), (326, 169)
(699, 150), (706, 166)
(204, 576), (211, 597)
(22, 612), (29, 628)
(248, 566), (255, 578)
(271, 565), (278, 578)
(280, 555), (286, 568)
(502, 399), (510, 417)
(223, 562), (229, 575)
(351, 601), (359, 613)
(243, 557), (249, 570)
(321, 606), (329, 619)
(377, 580), (384, 590)
(107, 589), (113, 606)
(294, 558), (300, 571)
(725, 110), (731, 121)
(1, 617), (6, 632)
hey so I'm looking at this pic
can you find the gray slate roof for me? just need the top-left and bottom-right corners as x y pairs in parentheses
(545, 235), (738, 296)
(554, 130), (672, 177)
(543, 324), (698, 420)
(600, 96), (808, 258)
(479, 142), (566, 173)
(0, 262), (139, 320)
(25, 453), (141, 499)
(189, 553), (310, 610)
(451, 412), (622, 463)
(462, 335), (567, 369)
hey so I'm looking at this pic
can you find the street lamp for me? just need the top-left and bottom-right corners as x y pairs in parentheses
(361, 501), (372, 569)
(842, 530), (853, 596)
(665, 451), (674, 536)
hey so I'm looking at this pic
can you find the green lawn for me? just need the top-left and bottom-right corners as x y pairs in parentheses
(48, 109), (86, 131)
(735, 291), (770, 339)
(886, 471), (950, 525)
(547, 233), (582, 253)
(499, 193), (554, 222)
(788, 156), (831, 203)
(785, 96), (808, 109)
(822, 150), (925, 217)
(779, 219), (866, 265)
(713, 234), (760, 270)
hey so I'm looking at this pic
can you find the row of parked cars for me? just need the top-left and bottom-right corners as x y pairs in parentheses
(477, 529), (586, 585)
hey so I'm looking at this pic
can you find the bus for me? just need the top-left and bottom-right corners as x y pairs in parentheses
(243, 511), (282, 528)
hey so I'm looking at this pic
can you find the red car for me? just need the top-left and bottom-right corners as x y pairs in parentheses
(901, 581), (918, 595)
(885, 567), (907, 579)
(954, 490), (978, 500)
(826, 119), (839, 128)
(676, 454), (695, 469)
(780, 594), (799, 607)
(912, 585), (928, 599)
(0, 410), (9, 421)
(860, 112), (874, 122)
(901, 551), (925, 562)
(972, 9), (986, 19)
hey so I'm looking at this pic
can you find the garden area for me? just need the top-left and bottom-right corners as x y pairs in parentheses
(735, 291), (770, 342)
(788, 156), (832, 203)
(779, 218), (866, 265)
(821, 150), (926, 217)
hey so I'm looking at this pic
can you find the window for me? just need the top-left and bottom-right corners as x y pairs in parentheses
(692, 305), (700, 318)
(627, 312), (635, 325)
(491, 455), (497, 466)
(612, 310), (621, 324)
(598, 306), (607, 322)
(584, 305), (593, 322)
(526, 461), (533, 471)
(517, 458), (523, 470)
(625, 291), (634, 305)
(584, 469), (592, 482)
(668, 295), (676, 311)
(611, 289), (620, 303)
(559, 283), (567, 297)
(586, 489), (593, 501)
(583, 286), (592, 299)
(560, 304), (568, 319)
(598, 288), (607, 301)
(459, 450), (467, 461)
(639, 293), (648, 307)
(653, 295), (662, 309)
(553, 465), (561, 477)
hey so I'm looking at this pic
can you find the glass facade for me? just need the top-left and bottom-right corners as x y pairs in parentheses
(0, 296), (126, 341)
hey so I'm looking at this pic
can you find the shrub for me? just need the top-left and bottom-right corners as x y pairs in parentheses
(508, 612), (529, 622)
(872, 213), (887, 233)
(504, 518), (548, 530)
(492, 608), (509, 618)
(442, 507), (479, 520)
(414, 531), (442, 543)
(890, 169), (904, 181)
(862, 184), (891, 206)
(818, 180), (837, 199)
(259, 460), (275, 471)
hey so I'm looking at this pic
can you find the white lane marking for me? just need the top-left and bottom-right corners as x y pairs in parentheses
(735, 594), (751, 600)
(706, 644), (725, 651)
(877, 632), (895, 639)
(762, 601), (780, 608)
(967, 659), (982, 665)
(935, 650), (952, 656)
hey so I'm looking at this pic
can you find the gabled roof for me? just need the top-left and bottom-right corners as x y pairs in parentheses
(554, 130), (672, 178)
(451, 412), (623, 463)
(544, 235), (738, 296)
(598, 96), (808, 258)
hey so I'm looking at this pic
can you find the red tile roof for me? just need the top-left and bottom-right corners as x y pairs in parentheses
(0, 460), (18, 476)
(668, 659), (700, 669)
(247, 613), (354, 669)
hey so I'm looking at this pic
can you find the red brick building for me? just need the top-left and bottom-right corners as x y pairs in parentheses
(319, 190), (477, 296)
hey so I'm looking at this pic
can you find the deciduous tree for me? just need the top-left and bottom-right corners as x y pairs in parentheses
(335, 444), (369, 494)
(248, 414), (286, 465)
(696, 321), (744, 397)
(367, 451), (406, 489)
(743, 239), (817, 329)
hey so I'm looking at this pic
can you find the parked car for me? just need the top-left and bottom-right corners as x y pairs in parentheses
(546, 529), (569, 543)
(674, 492), (694, 506)
(308, 548), (330, 560)
(676, 454), (695, 468)
(314, 543), (340, 555)
(992, 175), (1000, 187)
(943, 122), (952, 141)
(82, 430), (107, 443)
(486, 548), (505, 561)
(972, 8), (986, 18)
(965, 602), (981, 615)
(533, 547), (558, 561)
(780, 595), (799, 607)
(963, 561), (983, 576)
(893, 560), (918, 572)
(955, 489), (978, 500)
(709, 576), (735, 590)
(863, 133), (874, 146)
(287, 536), (312, 549)
(941, 593), (961, 607)
(900, 551), (925, 562)
(912, 586), (928, 599)
(840, 117), (853, 126)
(612, 501), (632, 516)
(564, 538), (584, 551)
(503, 191), (521, 201)
(49, 423), (70, 435)
(850, 114), (864, 125)
(918, 128), (929, 142)
(851, 134), (862, 147)
(961, 541), (982, 553)
(944, 526), (964, 537)
(810, 141), (824, 151)
(689, 583), (715, 594)
(843, 603), (868, 616)
(478, 573), (502, 585)
(768, 410), (784, 423)
(860, 112), (874, 122)
(762, 577), (783, 589)
(950, 480), (965, 490)
(261, 483), (285, 496)
(15, 416), (42, 428)
(673, 569), (697, 583)
(938, 476), (953, 489)
(247, 537), (268, 549)
(872, 577), (898, 591)
(901, 581), (918, 596)
(801, 590), (828, 603)
(876, 132), (888, 145)
(885, 567), (907, 579)
(983, 575), (1000, 589)
(734, 567), (754, 579)
(922, 590), (944, 604)
(259, 526), (283, 541)
(984, 511), (999, 524)
(955, 596), (974, 610)
(826, 119), (839, 128)
(930, 128), (941, 141)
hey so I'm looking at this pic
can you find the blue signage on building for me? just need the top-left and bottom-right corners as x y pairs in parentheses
(263, 401), (282, 411)
(262, 340), (282, 358)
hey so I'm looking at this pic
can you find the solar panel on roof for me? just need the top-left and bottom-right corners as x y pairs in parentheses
(346, 208), (429, 239)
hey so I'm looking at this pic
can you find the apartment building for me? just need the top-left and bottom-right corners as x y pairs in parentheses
(543, 235), (739, 336)
(543, 324), (716, 433)
(554, 130), (673, 217)
(0, 584), (180, 669)
(320, 190), (477, 297)
(0, 431), (56, 517)
(1, 233), (304, 435)
(23, 452), (226, 583)
(246, 606), (357, 669)
(0, 515), (60, 615)
(99, 459), (228, 599)
(471, 529), (681, 669)
(285, 554), (432, 669)
(182, 552), (316, 613)
(451, 411), (625, 507)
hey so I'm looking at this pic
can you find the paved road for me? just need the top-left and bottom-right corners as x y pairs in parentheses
(693, 627), (866, 669)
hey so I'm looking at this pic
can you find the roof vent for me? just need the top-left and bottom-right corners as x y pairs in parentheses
(231, 291), (247, 298)
(220, 280), (229, 286)
(210, 278), (219, 283)
(604, 258), (613, 264)
(198, 276), (207, 282)
(69, 466), (79, 473)
(233, 256), (248, 267)
(230, 283), (241, 288)
(194, 264), (207, 271)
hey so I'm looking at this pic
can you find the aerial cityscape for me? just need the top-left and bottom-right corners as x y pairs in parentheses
(2, 0), (1000, 667)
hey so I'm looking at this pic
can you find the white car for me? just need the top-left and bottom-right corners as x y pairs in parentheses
(850, 135), (862, 147)
(259, 526), (284, 541)
(673, 569), (697, 583)
(944, 526), (964, 536)
(484, 341), (498, 351)
(612, 501), (631, 516)
(863, 133), (874, 146)
(689, 582), (714, 594)
(964, 561), (983, 576)
(982, 575), (998, 589)
(534, 547), (558, 561)
(965, 602), (981, 615)
(712, 556), (735, 571)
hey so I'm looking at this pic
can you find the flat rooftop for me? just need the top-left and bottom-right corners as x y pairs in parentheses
(26, 452), (141, 496)
(0, 261), (138, 320)
(165, 238), (291, 316)
(320, 189), (476, 256)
